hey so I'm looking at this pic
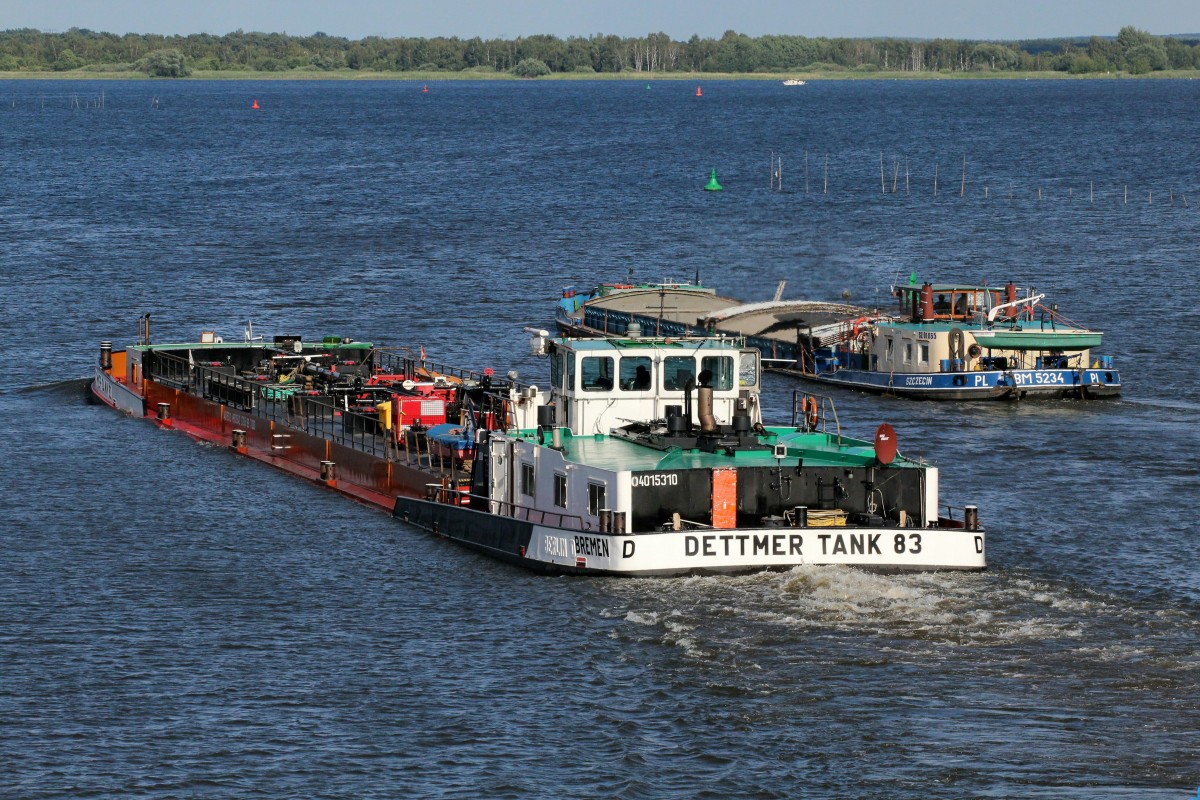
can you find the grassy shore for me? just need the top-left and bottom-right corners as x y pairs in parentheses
(2, 68), (1199, 81)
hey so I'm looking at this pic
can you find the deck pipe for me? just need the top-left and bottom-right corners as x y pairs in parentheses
(536, 404), (555, 445)
(920, 283), (934, 322)
(965, 505), (979, 531)
(99, 341), (113, 370)
(302, 362), (341, 384)
(698, 387), (716, 433)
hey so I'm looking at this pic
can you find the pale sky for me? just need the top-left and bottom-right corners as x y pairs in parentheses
(11, 0), (1200, 41)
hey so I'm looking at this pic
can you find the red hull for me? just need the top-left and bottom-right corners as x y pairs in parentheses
(94, 375), (448, 514)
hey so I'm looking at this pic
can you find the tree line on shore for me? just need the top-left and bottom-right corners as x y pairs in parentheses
(0, 25), (1195, 77)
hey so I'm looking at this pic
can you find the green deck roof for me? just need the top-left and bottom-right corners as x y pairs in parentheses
(516, 426), (911, 471)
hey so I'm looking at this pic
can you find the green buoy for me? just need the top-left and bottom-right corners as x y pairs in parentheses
(704, 168), (723, 191)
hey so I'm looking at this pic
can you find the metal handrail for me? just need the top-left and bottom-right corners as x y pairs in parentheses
(791, 389), (841, 441)
(425, 485), (589, 531)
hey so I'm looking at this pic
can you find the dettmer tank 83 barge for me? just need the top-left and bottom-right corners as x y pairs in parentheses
(91, 317), (985, 575)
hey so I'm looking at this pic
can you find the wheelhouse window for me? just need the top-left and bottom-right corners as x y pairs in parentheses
(553, 473), (567, 508)
(904, 342), (913, 364)
(700, 356), (735, 390)
(885, 338), (894, 360)
(619, 356), (653, 391)
(550, 353), (563, 392)
(587, 482), (606, 515)
(581, 356), (614, 391)
(520, 462), (535, 498)
(919, 343), (930, 365)
(663, 356), (696, 390)
(739, 351), (758, 388)
(565, 356), (576, 392)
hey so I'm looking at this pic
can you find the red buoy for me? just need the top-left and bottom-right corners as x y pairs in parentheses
(422, 85), (428, 93)
(696, 86), (702, 97)
(252, 99), (260, 109)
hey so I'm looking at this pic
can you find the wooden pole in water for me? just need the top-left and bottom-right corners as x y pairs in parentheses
(891, 159), (899, 193)
(933, 163), (938, 196)
(880, 152), (885, 194)
(1069, 187), (1072, 202)
(1124, 185), (1128, 204)
(1149, 190), (1152, 205)
(985, 187), (989, 198)
(1090, 181), (1094, 203)
(804, 150), (810, 194)
(960, 155), (966, 197)
(905, 159), (910, 195)
(823, 155), (828, 194)
(1038, 187), (1043, 200)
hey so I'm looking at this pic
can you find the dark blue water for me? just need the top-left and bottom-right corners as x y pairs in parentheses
(2, 79), (1198, 798)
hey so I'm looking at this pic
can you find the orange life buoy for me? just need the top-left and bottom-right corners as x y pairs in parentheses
(803, 396), (820, 429)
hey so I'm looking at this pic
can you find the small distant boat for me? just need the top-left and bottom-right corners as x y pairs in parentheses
(783, 79), (806, 86)
(783, 280), (1121, 400)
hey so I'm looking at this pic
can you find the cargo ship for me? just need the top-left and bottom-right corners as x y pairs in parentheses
(91, 316), (985, 575)
(782, 280), (1121, 400)
(555, 280), (869, 369)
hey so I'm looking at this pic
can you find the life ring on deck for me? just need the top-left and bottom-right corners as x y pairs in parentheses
(967, 343), (982, 359)
(803, 396), (820, 429)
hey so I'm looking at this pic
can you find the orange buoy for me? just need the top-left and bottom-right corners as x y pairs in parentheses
(696, 86), (702, 97)
(252, 99), (260, 109)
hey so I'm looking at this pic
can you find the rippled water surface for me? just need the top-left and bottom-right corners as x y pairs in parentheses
(1, 79), (1198, 798)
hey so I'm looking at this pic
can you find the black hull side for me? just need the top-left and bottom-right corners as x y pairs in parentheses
(393, 496), (561, 573)
(391, 497), (662, 576)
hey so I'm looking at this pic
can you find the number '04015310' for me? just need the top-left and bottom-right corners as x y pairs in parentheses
(631, 473), (678, 488)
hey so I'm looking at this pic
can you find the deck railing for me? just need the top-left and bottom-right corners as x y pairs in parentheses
(146, 350), (396, 461)
(424, 485), (588, 530)
(791, 389), (841, 440)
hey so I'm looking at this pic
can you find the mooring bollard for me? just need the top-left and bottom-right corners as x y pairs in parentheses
(99, 340), (113, 370)
(231, 429), (246, 450)
(794, 505), (809, 528)
(320, 461), (337, 483)
(156, 402), (170, 421)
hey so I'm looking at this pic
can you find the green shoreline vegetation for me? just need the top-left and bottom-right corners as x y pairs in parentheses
(0, 25), (1196, 79)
